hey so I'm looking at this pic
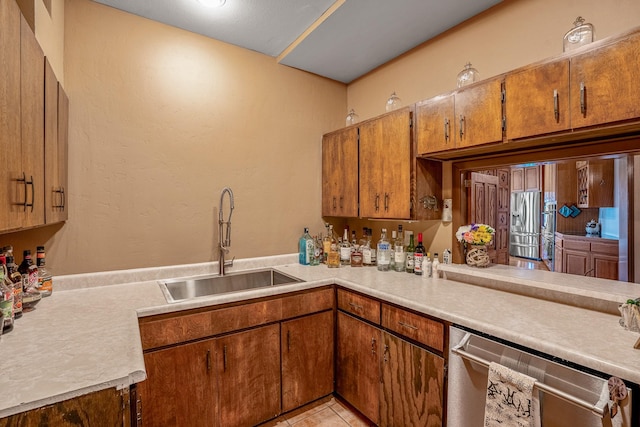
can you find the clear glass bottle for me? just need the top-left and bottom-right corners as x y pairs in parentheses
(361, 228), (373, 266)
(322, 223), (332, 264)
(432, 253), (441, 278)
(423, 252), (433, 278)
(340, 228), (351, 265)
(369, 228), (377, 266)
(394, 225), (405, 272)
(414, 233), (425, 275)
(350, 232), (363, 267)
(389, 230), (397, 271)
(456, 62), (479, 88)
(0, 255), (14, 333)
(6, 256), (22, 319)
(376, 229), (391, 271)
(442, 249), (451, 265)
(36, 246), (53, 297)
(18, 250), (40, 312)
(310, 236), (321, 266)
(405, 233), (415, 273)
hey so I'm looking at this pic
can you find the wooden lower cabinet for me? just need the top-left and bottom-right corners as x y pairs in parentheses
(217, 324), (281, 427)
(138, 339), (215, 426)
(556, 233), (619, 279)
(0, 387), (129, 427)
(380, 332), (444, 427)
(281, 310), (334, 412)
(336, 311), (381, 424)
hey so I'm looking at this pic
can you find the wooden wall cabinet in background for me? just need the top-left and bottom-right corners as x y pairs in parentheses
(510, 165), (541, 192)
(322, 126), (359, 217)
(576, 160), (614, 208)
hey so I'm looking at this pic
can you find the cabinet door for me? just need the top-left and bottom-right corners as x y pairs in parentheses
(570, 31), (640, 129)
(592, 252), (618, 280)
(217, 324), (281, 427)
(0, 0), (21, 232)
(336, 312), (380, 424)
(505, 60), (570, 140)
(322, 127), (359, 217)
(380, 332), (444, 427)
(138, 340), (216, 426)
(454, 78), (503, 149)
(281, 310), (334, 412)
(415, 94), (455, 154)
(19, 14), (45, 228)
(57, 85), (70, 220)
(359, 108), (412, 219)
(563, 249), (589, 276)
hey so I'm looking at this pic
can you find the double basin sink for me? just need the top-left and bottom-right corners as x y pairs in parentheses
(159, 268), (304, 303)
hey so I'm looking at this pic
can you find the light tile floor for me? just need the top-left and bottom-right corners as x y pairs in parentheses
(261, 397), (374, 427)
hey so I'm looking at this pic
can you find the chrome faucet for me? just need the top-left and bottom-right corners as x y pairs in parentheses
(218, 187), (234, 275)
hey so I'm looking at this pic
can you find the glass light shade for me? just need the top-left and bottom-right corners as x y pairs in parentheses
(563, 16), (594, 52)
(345, 109), (359, 126)
(456, 62), (479, 88)
(385, 92), (402, 112)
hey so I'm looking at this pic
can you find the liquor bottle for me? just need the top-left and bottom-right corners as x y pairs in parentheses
(322, 224), (332, 263)
(442, 249), (451, 265)
(369, 228), (377, 266)
(310, 236), (321, 266)
(362, 228), (373, 266)
(36, 246), (53, 296)
(432, 253), (441, 278)
(340, 228), (351, 265)
(376, 229), (391, 271)
(423, 252), (433, 278)
(6, 256), (22, 319)
(414, 233), (425, 275)
(18, 250), (40, 312)
(350, 233), (363, 267)
(0, 255), (14, 333)
(298, 228), (312, 265)
(394, 225), (405, 272)
(327, 226), (341, 268)
(405, 233), (415, 273)
(389, 230), (397, 271)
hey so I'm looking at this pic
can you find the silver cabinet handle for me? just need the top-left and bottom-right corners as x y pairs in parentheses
(444, 118), (450, 142)
(371, 337), (376, 355)
(580, 82), (586, 116)
(553, 89), (559, 122)
(398, 321), (418, 331)
(384, 193), (389, 211)
(206, 349), (211, 372)
(349, 301), (364, 312)
(459, 115), (465, 139)
(375, 193), (380, 212)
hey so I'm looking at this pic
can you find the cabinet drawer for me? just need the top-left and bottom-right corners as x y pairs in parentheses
(140, 299), (283, 350)
(337, 289), (380, 324)
(563, 239), (590, 251)
(281, 287), (334, 319)
(590, 241), (618, 255)
(381, 304), (444, 352)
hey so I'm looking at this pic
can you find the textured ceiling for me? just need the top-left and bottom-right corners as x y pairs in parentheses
(91, 0), (503, 83)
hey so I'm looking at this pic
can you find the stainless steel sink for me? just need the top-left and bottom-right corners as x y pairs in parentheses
(159, 268), (304, 303)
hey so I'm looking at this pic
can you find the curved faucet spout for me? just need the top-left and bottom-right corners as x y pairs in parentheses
(218, 187), (234, 275)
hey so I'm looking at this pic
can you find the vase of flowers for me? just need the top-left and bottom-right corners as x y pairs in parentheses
(456, 223), (495, 267)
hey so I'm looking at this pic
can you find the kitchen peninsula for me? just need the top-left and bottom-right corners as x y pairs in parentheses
(0, 255), (637, 425)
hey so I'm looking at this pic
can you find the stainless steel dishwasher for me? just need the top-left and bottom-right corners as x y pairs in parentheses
(447, 326), (636, 427)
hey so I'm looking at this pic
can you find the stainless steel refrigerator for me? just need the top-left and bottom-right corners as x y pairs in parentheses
(509, 191), (541, 259)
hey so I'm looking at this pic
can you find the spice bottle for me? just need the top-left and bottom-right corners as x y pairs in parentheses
(6, 255), (23, 319)
(36, 246), (53, 297)
(0, 255), (14, 333)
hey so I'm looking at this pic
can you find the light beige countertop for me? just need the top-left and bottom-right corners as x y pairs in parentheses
(0, 255), (638, 418)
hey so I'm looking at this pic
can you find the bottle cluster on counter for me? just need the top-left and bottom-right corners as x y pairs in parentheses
(299, 224), (452, 278)
(0, 245), (54, 338)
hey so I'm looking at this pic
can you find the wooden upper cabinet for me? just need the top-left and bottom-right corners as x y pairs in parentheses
(359, 108), (412, 219)
(576, 159), (614, 208)
(415, 94), (455, 154)
(0, 0), (21, 232)
(505, 59), (570, 140)
(570, 30), (640, 129)
(322, 126), (358, 217)
(454, 77), (504, 149)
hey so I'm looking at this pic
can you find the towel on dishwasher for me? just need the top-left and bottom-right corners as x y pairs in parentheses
(484, 361), (539, 427)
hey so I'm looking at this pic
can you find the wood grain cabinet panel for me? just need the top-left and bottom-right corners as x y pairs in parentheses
(415, 94), (455, 154)
(359, 108), (412, 219)
(380, 332), (444, 427)
(282, 310), (334, 412)
(337, 288), (381, 324)
(570, 30), (640, 129)
(505, 59), (570, 140)
(454, 78), (504, 150)
(381, 303), (444, 352)
(322, 127), (359, 217)
(336, 311), (381, 425)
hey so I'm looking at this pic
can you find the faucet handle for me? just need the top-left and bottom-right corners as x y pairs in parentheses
(224, 257), (235, 267)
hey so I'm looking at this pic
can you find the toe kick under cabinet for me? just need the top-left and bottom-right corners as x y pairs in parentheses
(336, 289), (446, 427)
(136, 287), (335, 427)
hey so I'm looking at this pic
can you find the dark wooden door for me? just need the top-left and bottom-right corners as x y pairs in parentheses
(336, 312), (381, 424)
(281, 310), (334, 412)
(380, 332), (444, 427)
(139, 339), (216, 426)
(216, 324), (281, 427)
(469, 172), (499, 262)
